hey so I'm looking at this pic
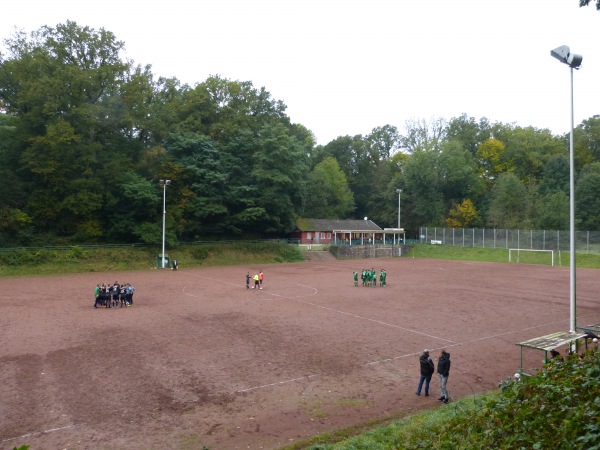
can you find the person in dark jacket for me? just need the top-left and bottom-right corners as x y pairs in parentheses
(437, 350), (451, 403)
(416, 349), (435, 396)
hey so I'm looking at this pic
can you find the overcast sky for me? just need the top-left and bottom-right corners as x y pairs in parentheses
(2, 1), (599, 145)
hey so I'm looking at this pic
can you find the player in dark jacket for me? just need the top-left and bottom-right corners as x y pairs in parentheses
(437, 350), (451, 403)
(416, 349), (435, 396)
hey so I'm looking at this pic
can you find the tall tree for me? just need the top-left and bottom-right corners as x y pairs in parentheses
(579, 0), (600, 10)
(446, 114), (492, 156)
(0, 21), (133, 241)
(399, 117), (447, 153)
(576, 162), (600, 230)
(487, 173), (533, 228)
(366, 124), (400, 160)
(304, 156), (355, 219)
(476, 138), (512, 187)
(247, 123), (308, 233)
(538, 154), (570, 196)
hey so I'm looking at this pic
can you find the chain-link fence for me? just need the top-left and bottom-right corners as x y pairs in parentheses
(419, 228), (600, 254)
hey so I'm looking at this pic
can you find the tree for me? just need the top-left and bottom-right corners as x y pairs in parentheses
(495, 126), (565, 183)
(487, 173), (533, 228)
(365, 124), (400, 160)
(246, 123), (308, 233)
(446, 114), (492, 156)
(399, 117), (447, 153)
(315, 134), (379, 218)
(535, 191), (569, 230)
(437, 140), (485, 205)
(0, 21), (134, 241)
(165, 132), (229, 238)
(476, 138), (512, 186)
(304, 157), (355, 219)
(446, 199), (481, 228)
(580, 0), (600, 10)
(538, 154), (570, 196)
(402, 148), (445, 226)
(576, 162), (600, 230)
(575, 115), (600, 164)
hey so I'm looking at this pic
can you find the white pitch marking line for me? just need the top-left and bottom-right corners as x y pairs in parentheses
(1, 424), (75, 443)
(233, 319), (580, 393)
(282, 294), (456, 344)
(181, 273), (452, 341)
(237, 374), (319, 393)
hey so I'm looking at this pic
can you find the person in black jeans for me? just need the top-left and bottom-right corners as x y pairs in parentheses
(416, 349), (435, 396)
(437, 350), (451, 403)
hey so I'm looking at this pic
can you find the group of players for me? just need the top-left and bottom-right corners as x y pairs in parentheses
(354, 268), (387, 287)
(93, 282), (136, 308)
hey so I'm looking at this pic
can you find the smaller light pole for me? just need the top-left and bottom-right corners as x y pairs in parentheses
(396, 189), (402, 229)
(159, 179), (171, 268)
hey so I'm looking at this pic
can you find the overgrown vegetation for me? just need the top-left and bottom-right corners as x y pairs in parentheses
(0, 242), (304, 277)
(282, 349), (600, 450)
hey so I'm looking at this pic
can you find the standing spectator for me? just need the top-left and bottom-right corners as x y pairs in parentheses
(437, 350), (451, 403)
(259, 270), (264, 289)
(246, 272), (251, 289)
(172, 260), (178, 271)
(416, 349), (435, 396)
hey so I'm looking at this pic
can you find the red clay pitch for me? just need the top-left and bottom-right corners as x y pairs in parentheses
(1, 256), (599, 449)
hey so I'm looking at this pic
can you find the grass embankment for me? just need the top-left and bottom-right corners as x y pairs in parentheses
(0, 242), (304, 277)
(408, 244), (600, 269)
(285, 349), (600, 450)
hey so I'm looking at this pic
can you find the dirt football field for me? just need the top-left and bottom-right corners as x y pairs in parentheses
(1, 254), (599, 450)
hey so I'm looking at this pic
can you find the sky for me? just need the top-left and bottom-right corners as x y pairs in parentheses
(2, 1), (599, 145)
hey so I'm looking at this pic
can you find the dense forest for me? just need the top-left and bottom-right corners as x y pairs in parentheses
(1, 22), (600, 247)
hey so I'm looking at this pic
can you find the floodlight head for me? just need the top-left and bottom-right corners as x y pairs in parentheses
(550, 45), (570, 62)
(396, 188), (402, 194)
(567, 53), (583, 68)
(550, 45), (582, 69)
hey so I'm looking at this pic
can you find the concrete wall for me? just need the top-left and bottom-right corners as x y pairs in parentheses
(332, 244), (411, 260)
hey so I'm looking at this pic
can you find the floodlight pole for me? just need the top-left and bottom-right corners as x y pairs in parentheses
(160, 179), (171, 269)
(550, 45), (581, 333)
(568, 65), (576, 333)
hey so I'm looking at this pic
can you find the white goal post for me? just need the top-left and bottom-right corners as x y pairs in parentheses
(508, 249), (554, 266)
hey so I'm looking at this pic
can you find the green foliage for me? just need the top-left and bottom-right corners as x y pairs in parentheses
(290, 350), (600, 450)
(487, 173), (531, 228)
(443, 350), (600, 450)
(576, 162), (600, 230)
(2, 21), (600, 246)
(0, 242), (304, 276)
(304, 157), (355, 219)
